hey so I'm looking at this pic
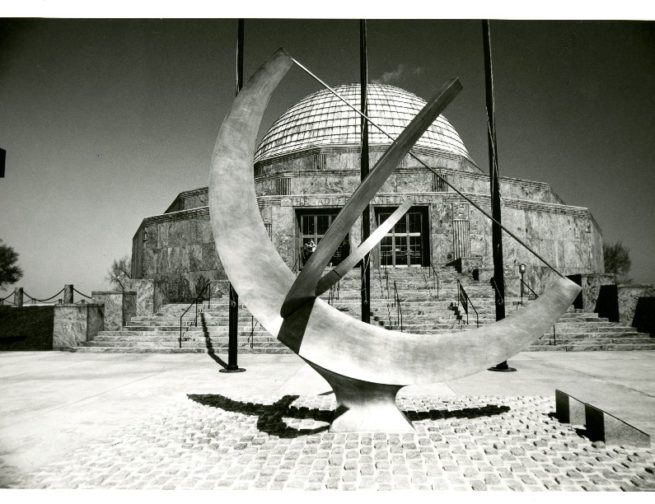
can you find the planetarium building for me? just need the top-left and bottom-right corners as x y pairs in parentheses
(131, 83), (604, 302)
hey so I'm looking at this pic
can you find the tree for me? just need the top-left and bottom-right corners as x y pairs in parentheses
(106, 255), (132, 291)
(604, 241), (632, 283)
(0, 239), (23, 292)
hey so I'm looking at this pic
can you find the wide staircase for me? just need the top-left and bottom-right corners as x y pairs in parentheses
(76, 267), (654, 353)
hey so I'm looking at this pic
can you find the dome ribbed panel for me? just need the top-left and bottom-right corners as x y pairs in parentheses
(254, 83), (470, 163)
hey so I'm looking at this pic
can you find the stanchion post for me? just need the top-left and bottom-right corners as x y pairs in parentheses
(63, 284), (74, 304)
(14, 287), (23, 307)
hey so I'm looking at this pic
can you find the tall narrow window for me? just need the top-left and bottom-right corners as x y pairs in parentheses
(376, 207), (429, 267)
(276, 177), (291, 195)
(452, 219), (470, 259)
(432, 172), (447, 192)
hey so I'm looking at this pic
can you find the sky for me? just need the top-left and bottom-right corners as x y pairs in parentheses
(0, 15), (654, 298)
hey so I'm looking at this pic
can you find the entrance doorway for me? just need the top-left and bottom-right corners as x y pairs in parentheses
(296, 209), (350, 267)
(375, 206), (430, 267)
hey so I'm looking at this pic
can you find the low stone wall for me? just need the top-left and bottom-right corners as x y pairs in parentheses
(124, 279), (167, 316)
(0, 305), (55, 351)
(618, 284), (655, 326)
(53, 304), (103, 350)
(92, 291), (136, 330)
(632, 297), (655, 336)
(581, 274), (616, 313)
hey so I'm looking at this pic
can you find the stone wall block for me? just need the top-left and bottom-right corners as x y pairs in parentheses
(92, 291), (137, 330)
(53, 304), (104, 349)
(126, 279), (155, 316)
(618, 285), (655, 325)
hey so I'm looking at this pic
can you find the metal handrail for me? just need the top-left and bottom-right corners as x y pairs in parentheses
(521, 278), (539, 300)
(392, 280), (403, 331)
(382, 267), (393, 327)
(360, 255), (370, 307)
(178, 281), (211, 348)
(489, 277), (504, 306)
(456, 280), (479, 327)
(248, 315), (256, 350)
(421, 268), (431, 298)
(375, 263), (385, 299)
(374, 263), (393, 327)
(429, 263), (440, 299)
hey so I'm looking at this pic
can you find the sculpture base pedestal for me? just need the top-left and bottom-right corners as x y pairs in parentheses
(307, 361), (413, 433)
(488, 360), (517, 372)
(219, 366), (246, 373)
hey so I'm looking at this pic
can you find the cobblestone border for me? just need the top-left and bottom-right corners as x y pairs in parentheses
(3, 394), (654, 490)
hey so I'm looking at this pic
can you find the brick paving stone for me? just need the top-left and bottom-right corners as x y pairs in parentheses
(506, 480), (525, 491)
(484, 474), (501, 485)
(471, 480), (487, 490)
(6, 394), (653, 491)
(360, 464), (374, 476)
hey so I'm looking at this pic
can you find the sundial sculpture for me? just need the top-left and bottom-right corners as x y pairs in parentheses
(209, 49), (581, 432)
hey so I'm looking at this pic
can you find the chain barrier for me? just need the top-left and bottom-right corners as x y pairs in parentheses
(0, 291), (15, 305)
(73, 287), (94, 302)
(22, 287), (66, 304)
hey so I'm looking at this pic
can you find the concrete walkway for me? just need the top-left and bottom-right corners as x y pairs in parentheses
(1, 350), (654, 490)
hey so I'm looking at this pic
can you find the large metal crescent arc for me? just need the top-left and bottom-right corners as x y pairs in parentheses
(209, 49), (581, 388)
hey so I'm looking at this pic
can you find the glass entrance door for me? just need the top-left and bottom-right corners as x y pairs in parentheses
(298, 211), (350, 266)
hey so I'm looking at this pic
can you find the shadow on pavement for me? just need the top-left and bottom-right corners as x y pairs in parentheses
(188, 393), (332, 438)
(404, 404), (510, 422)
(200, 313), (229, 369)
(187, 393), (511, 438)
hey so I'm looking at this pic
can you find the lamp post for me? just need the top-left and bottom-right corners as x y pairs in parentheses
(519, 263), (526, 305)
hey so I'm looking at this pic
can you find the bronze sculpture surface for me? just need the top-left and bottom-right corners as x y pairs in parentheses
(209, 49), (581, 432)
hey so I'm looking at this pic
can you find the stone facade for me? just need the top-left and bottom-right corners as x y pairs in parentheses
(130, 84), (605, 302)
(579, 274), (616, 313)
(132, 156), (604, 301)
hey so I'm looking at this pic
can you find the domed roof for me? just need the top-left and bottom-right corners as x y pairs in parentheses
(254, 83), (470, 163)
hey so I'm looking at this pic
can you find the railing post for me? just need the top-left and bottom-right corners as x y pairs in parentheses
(14, 287), (23, 307)
(519, 263), (526, 305)
(63, 284), (74, 304)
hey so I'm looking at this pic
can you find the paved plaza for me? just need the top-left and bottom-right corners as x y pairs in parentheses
(1, 350), (654, 491)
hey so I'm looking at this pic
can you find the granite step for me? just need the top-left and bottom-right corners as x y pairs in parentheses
(74, 346), (293, 354)
(528, 342), (655, 352)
